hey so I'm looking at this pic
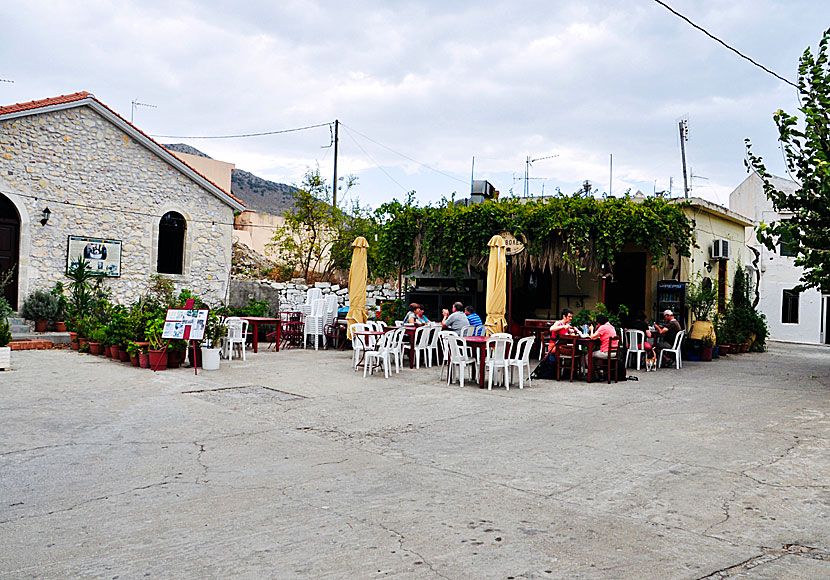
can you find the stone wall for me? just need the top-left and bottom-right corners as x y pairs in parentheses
(0, 105), (236, 304)
(230, 279), (400, 313)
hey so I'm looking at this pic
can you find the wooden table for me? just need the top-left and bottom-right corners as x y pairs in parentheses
(241, 317), (281, 353)
(574, 336), (600, 382)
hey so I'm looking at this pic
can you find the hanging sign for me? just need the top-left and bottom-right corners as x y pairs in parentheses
(500, 232), (526, 256)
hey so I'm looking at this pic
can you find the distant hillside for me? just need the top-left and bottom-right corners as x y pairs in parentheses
(164, 143), (299, 215)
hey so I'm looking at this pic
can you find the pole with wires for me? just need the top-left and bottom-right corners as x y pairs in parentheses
(332, 119), (339, 208)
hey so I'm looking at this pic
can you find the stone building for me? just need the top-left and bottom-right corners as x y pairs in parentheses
(0, 92), (245, 309)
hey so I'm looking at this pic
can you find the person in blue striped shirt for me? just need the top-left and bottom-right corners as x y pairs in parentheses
(464, 305), (483, 328)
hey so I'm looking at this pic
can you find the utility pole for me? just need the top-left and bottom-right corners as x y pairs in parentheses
(678, 119), (689, 198)
(609, 153), (613, 197)
(332, 119), (339, 208)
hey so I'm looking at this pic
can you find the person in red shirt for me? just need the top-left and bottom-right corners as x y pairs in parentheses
(590, 313), (617, 361)
(547, 308), (575, 354)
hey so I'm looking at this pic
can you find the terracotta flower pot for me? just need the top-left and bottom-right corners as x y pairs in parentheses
(107, 345), (115, 358)
(68, 332), (78, 342)
(35, 319), (47, 333)
(129, 354), (139, 367)
(717, 344), (730, 355)
(148, 349), (168, 370)
(119, 348), (130, 363)
(78, 337), (89, 348)
(70, 341), (79, 350)
(167, 349), (184, 369)
(89, 342), (104, 355)
(55, 321), (67, 332)
(139, 353), (150, 368)
(700, 347), (713, 362)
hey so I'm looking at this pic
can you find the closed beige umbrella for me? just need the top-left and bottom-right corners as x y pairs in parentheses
(346, 236), (369, 339)
(484, 234), (507, 335)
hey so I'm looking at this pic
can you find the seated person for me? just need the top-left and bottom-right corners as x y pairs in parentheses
(628, 310), (655, 350)
(548, 308), (575, 355)
(464, 305), (483, 328)
(590, 314), (618, 361)
(441, 301), (468, 334)
(404, 303), (424, 325)
(655, 309), (681, 351)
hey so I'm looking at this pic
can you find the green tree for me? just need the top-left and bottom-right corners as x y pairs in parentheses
(266, 168), (358, 280)
(746, 28), (830, 293)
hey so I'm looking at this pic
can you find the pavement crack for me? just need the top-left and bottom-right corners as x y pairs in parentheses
(378, 522), (453, 580)
(195, 441), (209, 484)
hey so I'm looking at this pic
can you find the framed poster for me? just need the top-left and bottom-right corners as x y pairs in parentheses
(162, 308), (209, 341)
(66, 236), (122, 277)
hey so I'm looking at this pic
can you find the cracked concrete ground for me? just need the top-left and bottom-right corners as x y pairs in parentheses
(1, 342), (829, 579)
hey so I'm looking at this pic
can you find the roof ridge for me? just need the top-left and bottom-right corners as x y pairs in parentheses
(0, 91), (93, 115)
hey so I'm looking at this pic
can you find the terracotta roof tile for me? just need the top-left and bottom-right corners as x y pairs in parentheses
(0, 91), (93, 115)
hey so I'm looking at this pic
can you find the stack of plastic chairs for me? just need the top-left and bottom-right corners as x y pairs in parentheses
(322, 294), (339, 348)
(300, 287), (323, 316)
(303, 298), (326, 350)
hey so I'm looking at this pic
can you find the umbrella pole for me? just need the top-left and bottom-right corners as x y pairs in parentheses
(507, 254), (512, 334)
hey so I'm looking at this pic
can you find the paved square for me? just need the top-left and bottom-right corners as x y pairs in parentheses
(2, 343), (829, 579)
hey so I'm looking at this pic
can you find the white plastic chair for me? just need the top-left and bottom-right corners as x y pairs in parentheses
(624, 329), (646, 370)
(485, 335), (513, 390)
(412, 326), (435, 369)
(394, 320), (404, 327)
(300, 288), (323, 316)
(506, 336), (535, 389)
(388, 327), (407, 371)
(350, 323), (372, 369)
(363, 330), (398, 378)
(446, 335), (477, 388)
(221, 317), (248, 361)
(460, 325), (477, 337)
(658, 330), (685, 369)
(304, 298), (326, 350)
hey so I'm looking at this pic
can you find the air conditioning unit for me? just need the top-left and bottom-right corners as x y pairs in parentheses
(710, 239), (730, 260)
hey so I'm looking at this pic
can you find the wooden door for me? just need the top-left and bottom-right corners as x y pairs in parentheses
(0, 196), (20, 310)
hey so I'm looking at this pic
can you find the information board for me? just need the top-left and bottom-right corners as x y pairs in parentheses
(162, 308), (209, 341)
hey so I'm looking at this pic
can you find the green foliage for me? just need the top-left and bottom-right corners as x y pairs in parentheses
(376, 299), (407, 326)
(51, 282), (69, 321)
(230, 298), (272, 318)
(203, 313), (227, 347)
(0, 319), (11, 348)
(0, 296), (12, 321)
(375, 194), (693, 282)
(21, 289), (60, 321)
(572, 302), (628, 333)
(66, 257), (95, 321)
(686, 272), (718, 321)
(104, 306), (129, 346)
(90, 327), (107, 344)
(267, 168), (362, 280)
(746, 28), (830, 293)
(147, 315), (167, 350)
(722, 266), (768, 350)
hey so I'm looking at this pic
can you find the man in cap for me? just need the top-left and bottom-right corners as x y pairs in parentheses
(655, 309), (682, 356)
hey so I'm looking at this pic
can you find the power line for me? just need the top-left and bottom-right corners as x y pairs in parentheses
(340, 122), (469, 186)
(151, 121), (333, 140)
(652, 0), (798, 89)
(341, 126), (409, 194)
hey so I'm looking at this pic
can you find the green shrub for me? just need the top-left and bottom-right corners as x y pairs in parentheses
(21, 289), (60, 321)
(0, 319), (11, 348)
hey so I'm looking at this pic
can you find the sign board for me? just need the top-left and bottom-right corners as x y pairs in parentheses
(66, 236), (122, 277)
(162, 308), (209, 341)
(500, 232), (526, 256)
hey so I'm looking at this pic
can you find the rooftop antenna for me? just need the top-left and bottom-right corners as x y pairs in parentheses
(0, 79), (14, 84)
(131, 98), (157, 124)
(524, 153), (558, 197)
(690, 167), (709, 193)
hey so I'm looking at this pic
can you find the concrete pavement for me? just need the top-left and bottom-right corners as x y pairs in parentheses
(1, 342), (829, 579)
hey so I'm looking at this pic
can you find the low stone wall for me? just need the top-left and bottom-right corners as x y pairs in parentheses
(229, 279), (399, 313)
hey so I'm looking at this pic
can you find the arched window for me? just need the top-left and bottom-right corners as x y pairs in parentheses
(157, 211), (186, 274)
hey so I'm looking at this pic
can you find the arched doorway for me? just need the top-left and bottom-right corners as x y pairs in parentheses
(0, 194), (20, 310)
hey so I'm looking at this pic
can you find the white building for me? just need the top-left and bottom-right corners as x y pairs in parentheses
(729, 172), (828, 344)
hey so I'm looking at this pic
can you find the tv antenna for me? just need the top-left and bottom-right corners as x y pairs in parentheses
(522, 153), (558, 197)
(131, 98), (157, 124)
(0, 79), (14, 84)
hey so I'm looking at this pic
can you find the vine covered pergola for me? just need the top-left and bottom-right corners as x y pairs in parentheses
(374, 195), (695, 281)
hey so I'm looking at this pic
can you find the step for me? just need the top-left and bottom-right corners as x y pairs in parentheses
(10, 331), (71, 344)
(9, 339), (57, 351)
(7, 317), (27, 325)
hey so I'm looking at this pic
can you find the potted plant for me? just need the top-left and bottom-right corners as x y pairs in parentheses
(51, 282), (69, 332)
(0, 317), (11, 370)
(700, 333), (714, 362)
(200, 314), (225, 371)
(147, 316), (168, 370)
(167, 340), (187, 368)
(686, 272), (718, 343)
(88, 327), (107, 355)
(21, 289), (60, 332)
(126, 341), (141, 367)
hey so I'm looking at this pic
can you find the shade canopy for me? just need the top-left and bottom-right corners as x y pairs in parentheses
(346, 236), (369, 339)
(484, 234), (507, 335)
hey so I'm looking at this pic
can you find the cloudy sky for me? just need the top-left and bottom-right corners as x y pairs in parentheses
(1, 1), (826, 210)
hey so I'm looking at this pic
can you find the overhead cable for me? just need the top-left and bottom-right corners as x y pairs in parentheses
(151, 121), (333, 140)
(652, 0), (798, 89)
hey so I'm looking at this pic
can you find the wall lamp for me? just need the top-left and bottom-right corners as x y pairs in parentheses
(705, 262), (713, 273)
(40, 207), (51, 226)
